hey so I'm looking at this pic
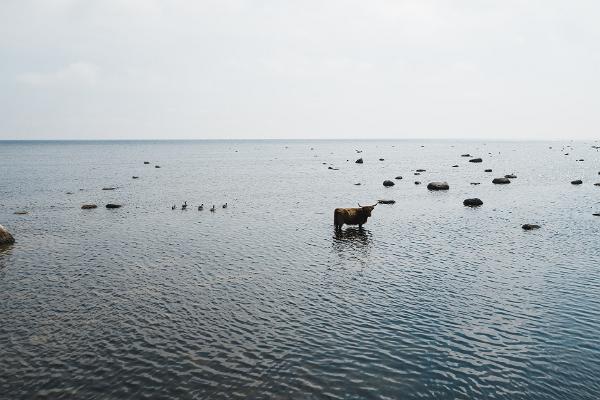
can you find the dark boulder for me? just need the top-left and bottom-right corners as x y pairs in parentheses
(594, 183), (600, 186)
(505, 174), (517, 179)
(378, 199), (396, 204)
(155, 165), (161, 168)
(427, 181), (449, 191)
(485, 169), (492, 172)
(132, 176), (139, 179)
(379, 158), (384, 161)
(354, 183), (361, 186)
(383, 180), (395, 187)
(81, 204), (98, 209)
(395, 176), (403, 180)
(0, 224), (15, 245)
(144, 161), (150, 164)
(463, 198), (483, 207)
(571, 180), (583, 185)
(452, 165), (459, 167)
(593, 213), (600, 216)
(355, 158), (363, 164)
(469, 158), (483, 163)
(493, 177), (511, 184)
(522, 224), (541, 230)
(106, 204), (122, 209)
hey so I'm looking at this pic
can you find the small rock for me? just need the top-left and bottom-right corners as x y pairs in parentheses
(463, 198), (483, 207)
(427, 181), (450, 191)
(14, 211), (28, 215)
(414, 172), (420, 176)
(0, 224), (15, 245)
(414, 181), (421, 185)
(354, 183), (361, 186)
(594, 183), (600, 186)
(469, 158), (483, 163)
(522, 224), (541, 230)
(505, 174), (517, 179)
(452, 165), (459, 167)
(328, 166), (333, 170)
(81, 204), (98, 209)
(416, 169), (426, 172)
(383, 180), (395, 187)
(105, 204), (122, 209)
(577, 159), (584, 161)
(484, 169), (492, 172)
(355, 158), (363, 164)
(492, 177), (511, 184)
(470, 182), (480, 185)
(102, 187), (117, 191)
(378, 199), (396, 204)
(143, 161), (150, 164)
(132, 176), (139, 179)
(395, 176), (403, 180)
(155, 165), (161, 168)
(461, 154), (471, 157)
(571, 180), (583, 185)
(379, 158), (384, 161)
(592, 213), (600, 216)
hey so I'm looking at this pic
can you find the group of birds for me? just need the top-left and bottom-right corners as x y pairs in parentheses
(171, 201), (228, 212)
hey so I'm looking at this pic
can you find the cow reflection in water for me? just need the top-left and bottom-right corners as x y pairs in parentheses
(333, 227), (373, 259)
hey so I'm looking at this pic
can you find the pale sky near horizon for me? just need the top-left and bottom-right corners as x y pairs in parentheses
(1, 0), (599, 140)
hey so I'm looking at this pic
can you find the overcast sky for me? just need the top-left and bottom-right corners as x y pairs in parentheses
(1, 0), (599, 140)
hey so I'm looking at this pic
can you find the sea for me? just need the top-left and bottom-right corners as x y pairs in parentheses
(1, 139), (599, 399)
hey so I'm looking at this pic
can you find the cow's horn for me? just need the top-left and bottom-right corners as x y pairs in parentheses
(358, 203), (362, 207)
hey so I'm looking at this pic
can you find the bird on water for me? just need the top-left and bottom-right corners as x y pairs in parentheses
(222, 203), (228, 209)
(198, 204), (204, 211)
(210, 205), (216, 212)
(182, 201), (187, 210)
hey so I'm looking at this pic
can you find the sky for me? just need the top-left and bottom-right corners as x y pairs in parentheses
(1, 0), (599, 140)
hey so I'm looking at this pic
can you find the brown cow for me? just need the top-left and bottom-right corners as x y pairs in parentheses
(334, 203), (377, 231)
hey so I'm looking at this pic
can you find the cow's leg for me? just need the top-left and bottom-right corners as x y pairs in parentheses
(358, 224), (363, 229)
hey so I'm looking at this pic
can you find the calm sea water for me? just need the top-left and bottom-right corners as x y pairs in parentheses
(1, 140), (599, 399)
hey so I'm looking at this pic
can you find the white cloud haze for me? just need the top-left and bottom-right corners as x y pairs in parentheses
(1, 0), (599, 139)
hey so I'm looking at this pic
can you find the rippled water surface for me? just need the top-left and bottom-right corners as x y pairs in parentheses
(1, 140), (600, 399)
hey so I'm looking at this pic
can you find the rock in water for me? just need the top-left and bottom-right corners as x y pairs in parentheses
(105, 204), (122, 209)
(594, 183), (600, 186)
(485, 169), (492, 172)
(379, 158), (384, 161)
(414, 181), (421, 185)
(0, 224), (15, 245)
(427, 181), (450, 191)
(571, 180), (583, 185)
(492, 177), (511, 184)
(378, 199), (396, 204)
(143, 161), (150, 164)
(155, 165), (161, 168)
(469, 158), (483, 163)
(593, 213), (600, 217)
(132, 176), (139, 179)
(461, 154), (471, 157)
(355, 158), (363, 164)
(395, 176), (403, 180)
(463, 198), (483, 207)
(522, 224), (541, 230)
(383, 180), (395, 187)
(81, 204), (98, 209)
(416, 169), (426, 172)
(505, 174), (517, 179)
(102, 187), (117, 191)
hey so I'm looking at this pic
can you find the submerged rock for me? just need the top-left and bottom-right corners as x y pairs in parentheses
(383, 180), (395, 187)
(571, 180), (583, 185)
(485, 169), (492, 172)
(105, 204), (122, 209)
(470, 182), (480, 185)
(414, 181), (421, 185)
(463, 198), (483, 207)
(594, 183), (600, 186)
(132, 176), (139, 179)
(354, 183), (361, 186)
(143, 161), (150, 164)
(14, 211), (28, 215)
(469, 158), (483, 163)
(492, 177), (511, 184)
(395, 176), (403, 180)
(355, 158), (363, 164)
(427, 181), (449, 191)
(416, 169), (426, 172)
(155, 165), (161, 168)
(452, 165), (459, 167)
(461, 154), (471, 157)
(379, 158), (384, 161)
(522, 224), (541, 230)
(81, 204), (98, 209)
(0, 224), (15, 245)
(378, 199), (396, 204)
(102, 187), (117, 191)
(505, 174), (517, 179)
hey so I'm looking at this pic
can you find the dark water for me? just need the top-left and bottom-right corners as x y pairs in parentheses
(1, 140), (599, 399)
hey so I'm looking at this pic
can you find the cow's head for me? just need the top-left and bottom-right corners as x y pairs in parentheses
(358, 203), (377, 217)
